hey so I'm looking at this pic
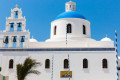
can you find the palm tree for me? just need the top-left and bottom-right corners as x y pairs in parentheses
(16, 57), (41, 80)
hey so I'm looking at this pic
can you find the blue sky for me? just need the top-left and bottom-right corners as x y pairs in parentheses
(0, 0), (120, 54)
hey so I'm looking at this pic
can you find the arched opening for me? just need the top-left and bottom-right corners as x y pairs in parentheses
(10, 23), (14, 32)
(83, 25), (86, 35)
(13, 36), (17, 48)
(64, 59), (68, 68)
(102, 59), (108, 68)
(54, 26), (57, 35)
(15, 11), (18, 18)
(45, 59), (50, 68)
(20, 36), (25, 48)
(4, 36), (9, 48)
(17, 22), (22, 31)
(67, 24), (72, 33)
(83, 58), (88, 68)
(9, 59), (13, 69)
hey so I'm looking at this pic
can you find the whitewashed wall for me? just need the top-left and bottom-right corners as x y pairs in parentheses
(0, 51), (117, 80)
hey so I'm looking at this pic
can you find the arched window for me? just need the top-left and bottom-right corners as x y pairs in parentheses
(83, 58), (88, 68)
(67, 24), (72, 33)
(54, 26), (57, 35)
(83, 25), (86, 34)
(64, 59), (68, 68)
(9, 59), (13, 69)
(102, 59), (108, 68)
(45, 59), (50, 68)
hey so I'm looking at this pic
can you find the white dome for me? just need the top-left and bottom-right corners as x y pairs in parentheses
(101, 37), (112, 41)
(30, 38), (38, 42)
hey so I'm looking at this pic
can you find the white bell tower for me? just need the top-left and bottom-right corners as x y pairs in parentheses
(65, 1), (76, 12)
(0, 4), (30, 48)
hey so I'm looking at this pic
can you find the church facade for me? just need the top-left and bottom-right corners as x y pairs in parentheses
(0, 1), (119, 80)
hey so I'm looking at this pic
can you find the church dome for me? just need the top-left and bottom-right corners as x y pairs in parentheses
(30, 37), (38, 42)
(101, 37), (112, 41)
(55, 11), (86, 20)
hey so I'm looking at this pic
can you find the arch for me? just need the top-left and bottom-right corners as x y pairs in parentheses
(102, 59), (108, 68)
(83, 58), (88, 68)
(10, 23), (14, 32)
(54, 26), (57, 35)
(83, 25), (86, 34)
(9, 59), (13, 69)
(64, 59), (68, 68)
(15, 11), (18, 18)
(67, 24), (72, 33)
(45, 59), (50, 68)
(17, 22), (22, 31)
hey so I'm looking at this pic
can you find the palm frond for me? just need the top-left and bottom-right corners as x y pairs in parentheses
(16, 57), (41, 80)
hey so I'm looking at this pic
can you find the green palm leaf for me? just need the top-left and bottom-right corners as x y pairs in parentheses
(16, 57), (41, 80)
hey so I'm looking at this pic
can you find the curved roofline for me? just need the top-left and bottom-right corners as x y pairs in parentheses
(55, 11), (86, 20)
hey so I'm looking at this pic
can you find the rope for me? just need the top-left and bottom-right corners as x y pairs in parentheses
(115, 30), (119, 80)
(68, 54), (70, 80)
(51, 55), (54, 80)
(66, 25), (67, 47)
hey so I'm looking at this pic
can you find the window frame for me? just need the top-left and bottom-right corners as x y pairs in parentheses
(83, 58), (88, 69)
(83, 25), (86, 35)
(67, 24), (72, 33)
(9, 59), (14, 69)
(102, 59), (108, 68)
(64, 59), (69, 69)
(45, 59), (50, 69)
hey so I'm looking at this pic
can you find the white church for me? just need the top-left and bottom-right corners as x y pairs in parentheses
(0, 1), (120, 80)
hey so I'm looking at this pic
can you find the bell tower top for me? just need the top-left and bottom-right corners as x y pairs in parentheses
(65, 1), (76, 12)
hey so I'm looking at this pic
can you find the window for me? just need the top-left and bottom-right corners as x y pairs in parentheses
(54, 26), (57, 35)
(64, 59), (68, 68)
(83, 25), (86, 34)
(83, 58), (88, 68)
(102, 59), (108, 68)
(9, 59), (13, 69)
(67, 24), (72, 33)
(45, 59), (50, 68)
(118, 67), (120, 70)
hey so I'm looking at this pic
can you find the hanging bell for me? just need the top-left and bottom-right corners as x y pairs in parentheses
(18, 23), (21, 27)
(16, 11), (18, 15)
(13, 37), (16, 42)
(21, 36), (24, 42)
(5, 37), (9, 44)
(11, 23), (13, 28)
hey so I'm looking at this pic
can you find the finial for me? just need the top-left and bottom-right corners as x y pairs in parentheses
(16, 4), (18, 8)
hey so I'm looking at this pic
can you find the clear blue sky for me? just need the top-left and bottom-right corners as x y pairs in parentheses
(0, 0), (120, 54)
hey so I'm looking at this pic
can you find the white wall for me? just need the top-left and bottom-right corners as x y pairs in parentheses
(0, 51), (117, 80)
(46, 18), (90, 42)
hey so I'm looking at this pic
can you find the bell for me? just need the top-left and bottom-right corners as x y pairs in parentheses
(18, 23), (21, 27)
(16, 11), (18, 15)
(5, 37), (9, 44)
(11, 23), (13, 28)
(21, 36), (24, 42)
(13, 37), (16, 42)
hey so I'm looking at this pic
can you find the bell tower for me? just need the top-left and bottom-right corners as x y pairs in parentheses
(0, 4), (30, 48)
(65, 1), (76, 12)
